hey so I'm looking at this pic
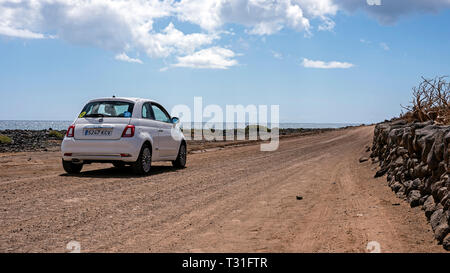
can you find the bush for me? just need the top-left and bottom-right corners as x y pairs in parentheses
(401, 76), (450, 124)
(49, 130), (64, 139)
(245, 125), (271, 134)
(0, 134), (12, 144)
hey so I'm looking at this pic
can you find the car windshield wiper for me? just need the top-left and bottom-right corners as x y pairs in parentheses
(84, 114), (105, 117)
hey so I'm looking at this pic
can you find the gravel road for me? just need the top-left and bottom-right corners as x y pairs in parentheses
(0, 126), (445, 252)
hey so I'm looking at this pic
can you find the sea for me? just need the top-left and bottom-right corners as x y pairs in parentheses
(0, 120), (363, 131)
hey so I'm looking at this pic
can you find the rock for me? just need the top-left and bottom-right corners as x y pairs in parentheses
(403, 180), (412, 192)
(437, 187), (448, 202)
(396, 190), (406, 198)
(391, 119), (407, 126)
(391, 182), (404, 193)
(408, 190), (421, 207)
(419, 195), (429, 206)
(430, 209), (449, 242)
(359, 157), (369, 163)
(411, 178), (421, 192)
(427, 150), (440, 171)
(434, 223), (450, 243)
(431, 181), (445, 200)
(394, 157), (404, 167)
(374, 166), (388, 178)
(412, 120), (434, 129)
(396, 148), (408, 156)
(430, 209), (444, 231)
(414, 164), (429, 178)
(443, 234), (450, 251)
(0, 129), (64, 153)
(442, 194), (450, 210)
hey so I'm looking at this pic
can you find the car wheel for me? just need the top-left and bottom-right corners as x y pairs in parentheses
(62, 159), (83, 174)
(172, 142), (187, 168)
(132, 144), (152, 175)
(112, 162), (126, 169)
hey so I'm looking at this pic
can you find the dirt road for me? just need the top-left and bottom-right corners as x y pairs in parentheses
(0, 126), (445, 252)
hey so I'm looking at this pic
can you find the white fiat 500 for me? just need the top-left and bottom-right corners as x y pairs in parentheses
(61, 97), (186, 175)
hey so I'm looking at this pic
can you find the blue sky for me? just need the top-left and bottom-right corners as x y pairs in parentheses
(0, 0), (450, 123)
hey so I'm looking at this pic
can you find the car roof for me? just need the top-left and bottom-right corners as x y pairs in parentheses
(87, 97), (157, 104)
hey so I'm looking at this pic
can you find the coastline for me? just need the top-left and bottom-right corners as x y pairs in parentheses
(0, 127), (345, 153)
(0, 120), (363, 131)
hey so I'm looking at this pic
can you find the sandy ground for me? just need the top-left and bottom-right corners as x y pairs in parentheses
(0, 126), (446, 253)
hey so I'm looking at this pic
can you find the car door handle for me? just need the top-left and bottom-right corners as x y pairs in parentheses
(158, 129), (163, 132)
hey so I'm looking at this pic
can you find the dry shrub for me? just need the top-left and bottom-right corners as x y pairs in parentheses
(401, 76), (450, 124)
(0, 135), (12, 144)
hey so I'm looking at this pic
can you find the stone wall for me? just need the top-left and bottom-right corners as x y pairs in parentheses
(371, 120), (450, 250)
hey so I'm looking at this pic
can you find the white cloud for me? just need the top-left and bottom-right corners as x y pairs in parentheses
(271, 50), (283, 59)
(302, 58), (354, 69)
(247, 21), (285, 36)
(379, 42), (390, 51)
(172, 47), (238, 69)
(0, 0), (229, 68)
(318, 17), (336, 31)
(0, 0), (447, 70)
(176, 0), (336, 35)
(139, 22), (218, 58)
(115, 53), (143, 64)
(0, 25), (45, 39)
(174, 0), (224, 31)
(0, 1), (339, 42)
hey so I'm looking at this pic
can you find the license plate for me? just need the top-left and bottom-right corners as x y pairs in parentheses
(84, 129), (112, 136)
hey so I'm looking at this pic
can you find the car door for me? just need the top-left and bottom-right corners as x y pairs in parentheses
(151, 103), (179, 158)
(138, 102), (161, 159)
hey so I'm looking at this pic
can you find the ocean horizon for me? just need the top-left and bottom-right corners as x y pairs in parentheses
(0, 120), (363, 131)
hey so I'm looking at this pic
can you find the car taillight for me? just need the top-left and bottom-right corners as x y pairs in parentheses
(66, 125), (75, 137)
(121, 125), (135, 137)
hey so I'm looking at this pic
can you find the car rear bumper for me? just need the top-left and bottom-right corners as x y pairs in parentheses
(61, 137), (140, 162)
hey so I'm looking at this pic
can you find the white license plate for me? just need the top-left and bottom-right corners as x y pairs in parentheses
(84, 129), (112, 136)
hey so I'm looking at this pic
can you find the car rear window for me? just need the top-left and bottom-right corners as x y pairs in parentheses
(79, 101), (134, 118)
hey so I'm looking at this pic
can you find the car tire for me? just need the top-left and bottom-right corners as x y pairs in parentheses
(112, 162), (126, 169)
(172, 142), (187, 168)
(131, 144), (152, 175)
(62, 159), (83, 174)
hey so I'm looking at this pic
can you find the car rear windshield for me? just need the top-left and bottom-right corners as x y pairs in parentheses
(79, 101), (134, 118)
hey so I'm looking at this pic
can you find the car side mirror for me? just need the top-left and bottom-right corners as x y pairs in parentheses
(171, 117), (180, 124)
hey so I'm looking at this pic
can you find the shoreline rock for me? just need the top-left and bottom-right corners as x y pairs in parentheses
(0, 129), (66, 153)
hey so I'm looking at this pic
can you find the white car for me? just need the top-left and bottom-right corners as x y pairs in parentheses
(61, 97), (186, 175)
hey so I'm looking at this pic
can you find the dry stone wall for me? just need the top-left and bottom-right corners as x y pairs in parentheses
(371, 120), (450, 250)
